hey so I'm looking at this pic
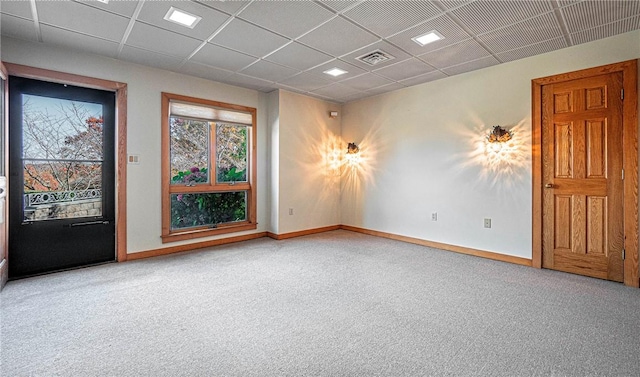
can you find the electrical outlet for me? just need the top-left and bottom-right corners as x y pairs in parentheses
(484, 218), (492, 228)
(289, 208), (294, 216)
(431, 212), (437, 221)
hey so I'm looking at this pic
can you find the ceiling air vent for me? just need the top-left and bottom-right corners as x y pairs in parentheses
(356, 49), (395, 66)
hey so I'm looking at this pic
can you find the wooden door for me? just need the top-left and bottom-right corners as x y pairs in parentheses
(541, 72), (624, 281)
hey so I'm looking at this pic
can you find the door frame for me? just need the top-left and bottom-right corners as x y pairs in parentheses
(5, 63), (128, 263)
(1, 62), (8, 289)
(532, 59), (639, 287)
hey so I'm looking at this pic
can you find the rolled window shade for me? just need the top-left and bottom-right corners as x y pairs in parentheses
(170, 101), (252, 125)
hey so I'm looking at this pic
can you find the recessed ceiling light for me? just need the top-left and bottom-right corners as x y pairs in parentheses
(96, 0), (109, 3)
(163, 7), (202, 29)
(412, 30), (444, 46)
(323, 68), (348, 77)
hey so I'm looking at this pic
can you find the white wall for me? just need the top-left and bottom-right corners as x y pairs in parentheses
(1, 37), (269, 254)
(275, 90), (342, 234)
(341, 30), (640, 259)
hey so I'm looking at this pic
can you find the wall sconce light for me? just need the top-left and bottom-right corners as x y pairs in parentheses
(329, 111), (339, 118)
(487, 125), (512, 143)
(346, 142), (360, 154)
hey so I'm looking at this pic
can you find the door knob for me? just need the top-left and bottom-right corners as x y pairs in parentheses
(545, 183), (554, 188)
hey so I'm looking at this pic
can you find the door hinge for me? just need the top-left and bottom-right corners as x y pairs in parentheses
(622, 169), (625, 180)
(621, 88), (624, 100)
(622, 249), (626, 260)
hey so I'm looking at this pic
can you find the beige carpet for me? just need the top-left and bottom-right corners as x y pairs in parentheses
(2, 230), (639, 376)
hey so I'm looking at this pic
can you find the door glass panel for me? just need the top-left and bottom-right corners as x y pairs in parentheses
(22, 94), (103, 222)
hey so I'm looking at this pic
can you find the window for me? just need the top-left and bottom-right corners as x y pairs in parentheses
(161, 93), (256, 242)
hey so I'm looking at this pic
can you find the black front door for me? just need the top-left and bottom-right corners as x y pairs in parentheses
(8, 76), (116, 278)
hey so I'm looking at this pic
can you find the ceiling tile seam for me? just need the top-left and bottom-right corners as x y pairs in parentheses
(431, 0), (474, 15)
(439, 11), (504, 64)
(440, 54), (498, 71)
(117, 43), (191, 65)
(568, 14), (640, 39)
(381, 9), (456, 41)
(474, 9), (560, 39)
(36, 21), (122, 45)
(235, 72), (277, 85)
(411, 53), (446, 76)
(178, 1), (254, 69)
(116, 0), (145, 58)
(312, 0), (366, 15)
(0, 12), (32, 22)
(236, 59), (300, 81)
(552, 2), (574, 46)
(193, 0), (241, 17)
(29, 0), (43, 43)
(70, 0), (133, 20)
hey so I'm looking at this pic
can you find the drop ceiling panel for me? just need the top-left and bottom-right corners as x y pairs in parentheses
(41, 24), (119, 58)
(497, 37), (568, 63)
(297, 17), (378, 57)
(35, 1), (129, 42)
(310, 83), (364, 99)
(478, 12), (563, 53)
(306, 60), (368, 81)
(126, 21), (202, 58)
(366, 82), (406, 96)
(562, 0), (640, 33)
(219, 73), (276, 92)
(2, 0), (640, 104)
(317, 1), (361, 13)
(399, 70), (448, 87)
(209, 18), (289, 58)
(339, 91), (371, 103)
(237, 1), (335, 39)
(340, 40), (411, 71)
(373, 58), (435, 81)
(194, 0), (250, 16)
(75, 0), (140, 18)
(571, 16), (640, 45)
(341, 73), (394, 91)
(386, 14), (471, 55)
(441, 56), (500, 76)
(0, 1), (33, 19)
(180, 61), (234, 83)
(240, 60), (299, 82)
(264, 42), (333, 71)
(419, 38), (490, 69)
(136, 1), (230, 41)
(343, 1), (443, 38)
(438, 1), (474, 10)
(278, 72), (335, 92)
(190, 43), (257, 72)
(450, 0), (553, 35)
(1, 14), (38, 41)
(119, 45), (184, 72)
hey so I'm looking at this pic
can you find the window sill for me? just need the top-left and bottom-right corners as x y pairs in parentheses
(161, 222), (257, 243)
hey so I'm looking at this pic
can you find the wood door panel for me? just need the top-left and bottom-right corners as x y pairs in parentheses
(553, 178), (607, 196)
(554, 195), (572, 250)
(542, 72), (624, 282)
(571, 195), (586, 255)
(586, 196), (606, 255)
(554, 123), (573, 178)
(585, 86), (607, 110)
(554, 91), (573, 113)
(553, 251), (608, 280)
(586, 119), (606, 178)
